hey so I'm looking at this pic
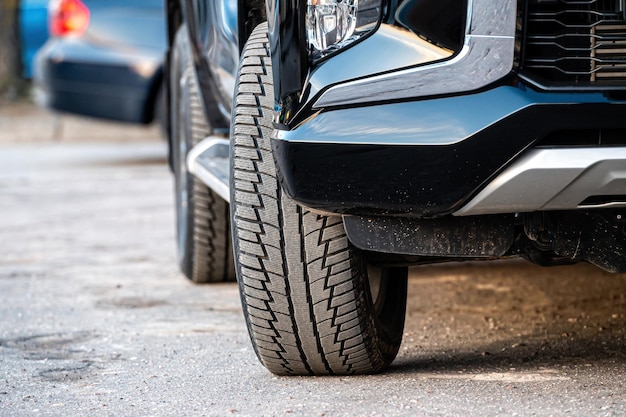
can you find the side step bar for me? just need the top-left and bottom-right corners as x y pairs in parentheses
(187, 137), (230, 203)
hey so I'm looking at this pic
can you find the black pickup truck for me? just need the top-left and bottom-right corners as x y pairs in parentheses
(165, 0), (626, 375)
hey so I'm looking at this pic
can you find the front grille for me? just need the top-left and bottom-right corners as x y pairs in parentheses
(521, 0), (626, 87)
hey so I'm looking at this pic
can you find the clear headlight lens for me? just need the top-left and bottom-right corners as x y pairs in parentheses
(306, 0), (382, 60)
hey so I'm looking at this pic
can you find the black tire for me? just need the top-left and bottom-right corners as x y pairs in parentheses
(170, 25), (235, 283)
(153, 80), (167, 138)
(230, 23), (408, 376)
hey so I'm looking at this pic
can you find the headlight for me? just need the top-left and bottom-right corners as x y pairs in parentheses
(306, 0), (382, 60)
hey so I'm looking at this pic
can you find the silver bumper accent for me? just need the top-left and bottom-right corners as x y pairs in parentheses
(454, 148), (626, 216)
(187, 137), (230, 203)
(314, 0), (517, 108)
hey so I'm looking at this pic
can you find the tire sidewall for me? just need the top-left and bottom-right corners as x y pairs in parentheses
(170, 26), (195, 277)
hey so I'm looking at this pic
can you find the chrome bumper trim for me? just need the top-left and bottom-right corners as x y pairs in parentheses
(454, 148), (626, 216)
(313, 0), (517, 108)
(187, 137), (231, 203)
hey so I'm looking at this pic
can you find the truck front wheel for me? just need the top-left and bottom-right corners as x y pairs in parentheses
(230, 23), (408, 375)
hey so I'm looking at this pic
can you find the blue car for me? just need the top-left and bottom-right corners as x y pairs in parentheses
(34, 0), (166, 125)
(19, 0), (48, 79)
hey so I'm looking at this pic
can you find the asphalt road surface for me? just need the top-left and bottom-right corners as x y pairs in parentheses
(1, 102), (626, 416)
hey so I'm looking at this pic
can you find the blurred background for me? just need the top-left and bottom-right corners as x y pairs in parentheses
(0, 0), (46, 98)
(0, 0), (166, 136)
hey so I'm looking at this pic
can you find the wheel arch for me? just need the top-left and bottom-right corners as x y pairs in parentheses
(165, 0), (184, 169)
(167, 0), (184, 49)
(237, 0), (267, 52)
(240, 0), (307, 128)
(165, 0), (234, 169)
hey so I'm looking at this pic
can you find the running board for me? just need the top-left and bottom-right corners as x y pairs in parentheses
(187, 137), (230, 203)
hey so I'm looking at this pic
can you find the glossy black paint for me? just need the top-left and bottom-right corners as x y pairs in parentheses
(34, 0), (166, 124)
(175, 0), (469, 129)
(181, 0), (230, 131)
(266, 0), (308, 128)
(267, 0), (469, 128)
(393, 0), (465, 51)
(272, 88), (626, 217)
(238, 0), (266, 53)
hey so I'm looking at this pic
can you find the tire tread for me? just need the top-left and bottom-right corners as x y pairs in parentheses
(232, 23), (404, 375)
(172, 26), (235, 283)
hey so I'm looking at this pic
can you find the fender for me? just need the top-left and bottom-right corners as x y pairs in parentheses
(237, 0), (267, 52)
(165, 0), (183, 169)
(166, 0), (232, 136)
(238, 0), (304, 127)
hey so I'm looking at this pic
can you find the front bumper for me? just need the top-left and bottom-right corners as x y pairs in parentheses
(272, 86), (626, 217)
(268, 0), (626, 217)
